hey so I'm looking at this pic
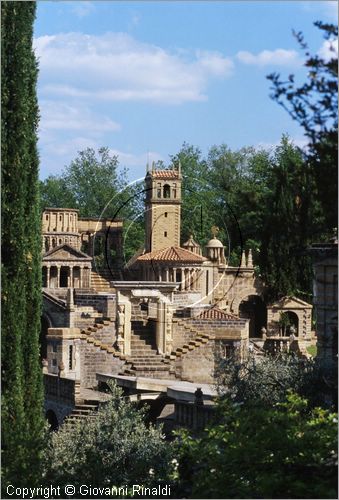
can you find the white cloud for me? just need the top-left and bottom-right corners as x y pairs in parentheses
(318, 38), (338, 61)
(39, 101), (121, 133)
(34, 32), (234, 104)
(71, 1), (95, 18)
(237, 48), (301, 67)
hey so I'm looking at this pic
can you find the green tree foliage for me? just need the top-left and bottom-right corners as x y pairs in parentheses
(43, 384), (174, 494)
(259, 136), (315, 299)
(41, 147), (126, 217)
(174, 393), (337, 499)
(215, 352), (337, 410)
(1, 1), (45, 487)
(267, 21), (338, 233)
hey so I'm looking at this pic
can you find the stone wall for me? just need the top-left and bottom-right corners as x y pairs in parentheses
(42, 293), (70, 327)
(74, 292), (116, 319)
(79, 340), (124, 389)
(174, 341), (215, 383)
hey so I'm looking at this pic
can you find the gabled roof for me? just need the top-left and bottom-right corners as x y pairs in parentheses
(43, 243), (92, 261)
(269, 296), (312, 309)
(198, 307), (242, 321)
(137, 246), (206, 263)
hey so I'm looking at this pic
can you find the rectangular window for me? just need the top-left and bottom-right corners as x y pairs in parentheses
(164, 212), (168, 218)
(52, 358), (57, 367)
(164, 231), (167, 237)
(52, 343), (57, 353)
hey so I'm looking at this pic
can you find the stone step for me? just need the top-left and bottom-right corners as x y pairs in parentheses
(132, 365), (169, 371)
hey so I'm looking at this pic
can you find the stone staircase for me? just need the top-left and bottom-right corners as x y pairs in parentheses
(165, 317), (211, 362)
(63, 401), (99, 426)
(91, 268), (117, 292)
(80, 317), (126, 362)
(120, 320), (172, 379)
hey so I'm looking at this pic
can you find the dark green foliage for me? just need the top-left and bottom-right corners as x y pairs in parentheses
(259, 136), (315, 299)
(43, 383), (174, 495)
(267, 21), (338, 233)
(174, 393), (337, 499)
(175, 138), (314, 298)
(1, 0), (44, 487)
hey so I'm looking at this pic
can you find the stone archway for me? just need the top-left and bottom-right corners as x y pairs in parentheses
(239, 295), (267, 338)
(280, 311), (299, 336)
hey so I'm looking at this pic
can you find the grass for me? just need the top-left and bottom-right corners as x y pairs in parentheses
(306, 344), (317, 357)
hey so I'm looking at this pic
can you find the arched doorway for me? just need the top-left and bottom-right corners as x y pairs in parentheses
(279, 311), (299, 336)
(40, 315), (50, 360)
(46, 409), (59, 431)
(239, 295), (267, 338)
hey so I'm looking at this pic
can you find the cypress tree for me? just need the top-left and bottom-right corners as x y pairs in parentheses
(260, 136), (314, 300)
(1, 1), (44, 487)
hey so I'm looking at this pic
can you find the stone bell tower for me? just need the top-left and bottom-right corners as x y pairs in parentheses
(145, 162), (182, 253)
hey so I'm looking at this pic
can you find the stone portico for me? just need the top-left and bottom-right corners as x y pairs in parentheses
(42, 244), (92, 289)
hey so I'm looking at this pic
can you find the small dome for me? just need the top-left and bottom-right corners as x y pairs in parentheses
(206, 237), (224, 248)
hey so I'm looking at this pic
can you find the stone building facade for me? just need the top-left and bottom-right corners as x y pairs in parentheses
(42, 162), (313, 427)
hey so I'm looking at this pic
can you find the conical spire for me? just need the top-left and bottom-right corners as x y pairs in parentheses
(247, 249), (253, 268)
(241, 250), (246, 268)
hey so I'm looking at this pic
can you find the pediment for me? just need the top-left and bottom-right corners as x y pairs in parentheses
(43, 244), (91, 261)
(270, 296), (312, 310)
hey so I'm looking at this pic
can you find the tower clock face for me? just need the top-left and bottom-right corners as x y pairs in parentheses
(95, 169), (243, 305)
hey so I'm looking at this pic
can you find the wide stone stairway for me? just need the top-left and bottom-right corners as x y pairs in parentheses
(91, 268), (121, 292)
(121, 320), (172, 379)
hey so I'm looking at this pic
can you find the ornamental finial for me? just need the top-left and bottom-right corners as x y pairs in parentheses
(211, 225), (219, 238)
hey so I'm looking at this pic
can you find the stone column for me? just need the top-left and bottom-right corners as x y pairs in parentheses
(69, 266), (73, 288)
(156, 299), (166, 354)
(165, 267), (169, 282)
(191, 268), (195, 290)
(46, 265), (51, 288)
(56, 265), (60, 288)
(187, 268), (191, 290)
(79, 265), (84, 288)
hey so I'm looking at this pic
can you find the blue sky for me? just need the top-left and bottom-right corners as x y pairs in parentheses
(34, 1), (338, 180)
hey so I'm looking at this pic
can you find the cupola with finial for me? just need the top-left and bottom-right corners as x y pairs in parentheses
(205, 226), (226, 265)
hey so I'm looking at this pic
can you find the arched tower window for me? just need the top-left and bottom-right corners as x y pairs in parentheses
(163, 184), (170, 198)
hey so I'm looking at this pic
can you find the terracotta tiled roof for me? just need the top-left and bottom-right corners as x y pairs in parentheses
(137, 246), (206, 263)
(198, 307), (242, 320)
(149, 170), (179, 179)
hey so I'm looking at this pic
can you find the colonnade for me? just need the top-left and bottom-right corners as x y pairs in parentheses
(42, 263), (91, 289)
(142, 266), (202, 291)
